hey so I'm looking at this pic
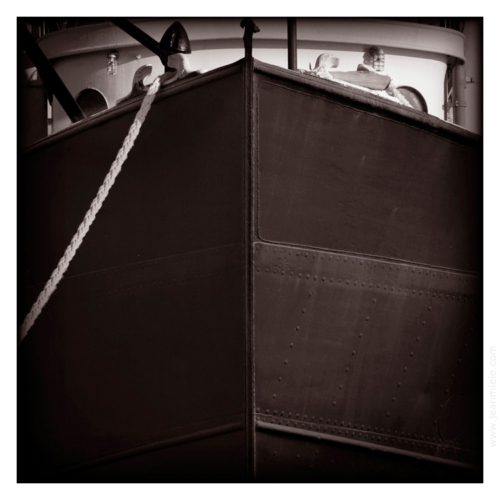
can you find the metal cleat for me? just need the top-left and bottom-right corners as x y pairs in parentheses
(117, 64), (155, 104)
(117, 55), (207, 105)
(159, 53), (207, 87)
(113, 20), (207, 105)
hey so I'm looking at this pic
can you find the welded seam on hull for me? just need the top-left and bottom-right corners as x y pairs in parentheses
(243, 51), (256, 481)
(25, 243), (244, 289)
(256, 420), (479, 470)
(251, 68), (262, 481)
(43, 419), (244, 479)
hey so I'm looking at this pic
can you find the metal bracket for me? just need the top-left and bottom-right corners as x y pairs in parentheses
(444, 100), (466, 110)
(466, 77), (482, 85)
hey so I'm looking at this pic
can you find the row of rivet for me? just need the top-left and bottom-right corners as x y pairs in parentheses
(274, 294), (472, 426)
(255, 244), (478, 285)
(280, 294), (423, 411)
(280, 295), (367, 403)
(256, 410), (469, 450)
(256, 267), (477, 302)
(280, 302), (306, 390)
(257, 410), (431, 441)
(389, 309), (429, 409)
(256, 414), (473, 457)
(436, 337), (473, 411)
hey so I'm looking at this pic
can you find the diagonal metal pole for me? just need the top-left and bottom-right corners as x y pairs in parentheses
(109, 19), (191, 73)
(19, 22), (86, 123)
(109, 18), (164, 58)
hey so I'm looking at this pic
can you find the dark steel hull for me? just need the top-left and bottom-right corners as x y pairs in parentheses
(18, 59), (482, 482)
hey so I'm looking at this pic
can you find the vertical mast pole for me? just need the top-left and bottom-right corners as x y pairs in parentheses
(287, 18), (297, 70)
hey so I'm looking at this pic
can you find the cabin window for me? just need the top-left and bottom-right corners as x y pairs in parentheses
(75, 88), (108, 117)
(396, 86), (428, 113)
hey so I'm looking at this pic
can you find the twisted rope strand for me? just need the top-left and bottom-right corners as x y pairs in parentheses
(19, 77), (161, 344)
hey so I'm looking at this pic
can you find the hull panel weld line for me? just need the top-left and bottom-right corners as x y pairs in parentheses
(45, 420), (244, 478)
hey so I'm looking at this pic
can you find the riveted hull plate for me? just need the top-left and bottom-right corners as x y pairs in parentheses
(254, 242), (481, 476)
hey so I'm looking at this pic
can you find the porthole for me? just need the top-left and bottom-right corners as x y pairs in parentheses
(75, 88), (108, 117)
(396, 86), (428, 112)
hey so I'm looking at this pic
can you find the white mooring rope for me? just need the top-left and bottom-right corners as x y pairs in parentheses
(19, 77), (161, 344)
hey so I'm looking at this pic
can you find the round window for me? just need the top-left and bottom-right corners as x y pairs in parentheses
(75, 88), (108, 117)
(396, 86), (428, 113)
